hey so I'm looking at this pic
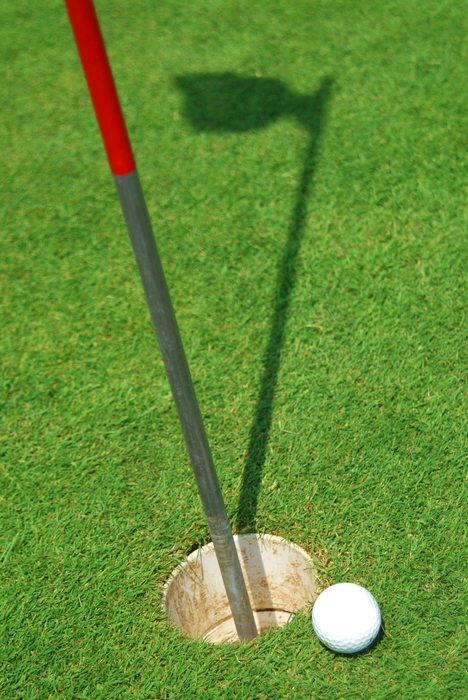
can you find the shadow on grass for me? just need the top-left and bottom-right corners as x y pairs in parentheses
(175, 73), (332, 532)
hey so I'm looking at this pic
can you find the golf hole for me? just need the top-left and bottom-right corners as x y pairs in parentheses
(163, 534), (316, 643)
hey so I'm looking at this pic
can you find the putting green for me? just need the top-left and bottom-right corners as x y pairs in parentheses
(1, 0), (467, 697)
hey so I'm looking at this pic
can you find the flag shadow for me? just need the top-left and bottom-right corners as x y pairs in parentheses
(175, 73), (333, 532)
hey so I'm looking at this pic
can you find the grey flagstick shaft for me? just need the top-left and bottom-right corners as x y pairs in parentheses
(114, 170), (258, 641)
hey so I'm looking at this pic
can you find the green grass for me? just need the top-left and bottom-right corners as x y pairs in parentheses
(1, 0), (467, 696)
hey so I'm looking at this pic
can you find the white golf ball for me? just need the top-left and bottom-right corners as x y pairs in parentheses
(312, 582), (381, 654)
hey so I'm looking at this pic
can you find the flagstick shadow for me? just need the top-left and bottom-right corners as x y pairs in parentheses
(175, 72), (332, 533)
(236, 78), (332, 532)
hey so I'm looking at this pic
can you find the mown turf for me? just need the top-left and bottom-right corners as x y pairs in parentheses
(1, 0), (467, 697)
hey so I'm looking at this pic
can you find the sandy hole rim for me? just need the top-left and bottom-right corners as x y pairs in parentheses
(162, 534), (317, 643)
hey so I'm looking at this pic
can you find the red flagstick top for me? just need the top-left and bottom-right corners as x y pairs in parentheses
(64, 0), (136, 175)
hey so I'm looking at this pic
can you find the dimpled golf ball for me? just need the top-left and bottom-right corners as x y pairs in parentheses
(312, 583), (381, 654)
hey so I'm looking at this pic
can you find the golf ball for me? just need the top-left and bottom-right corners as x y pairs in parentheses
(312, 583), (381, 654)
